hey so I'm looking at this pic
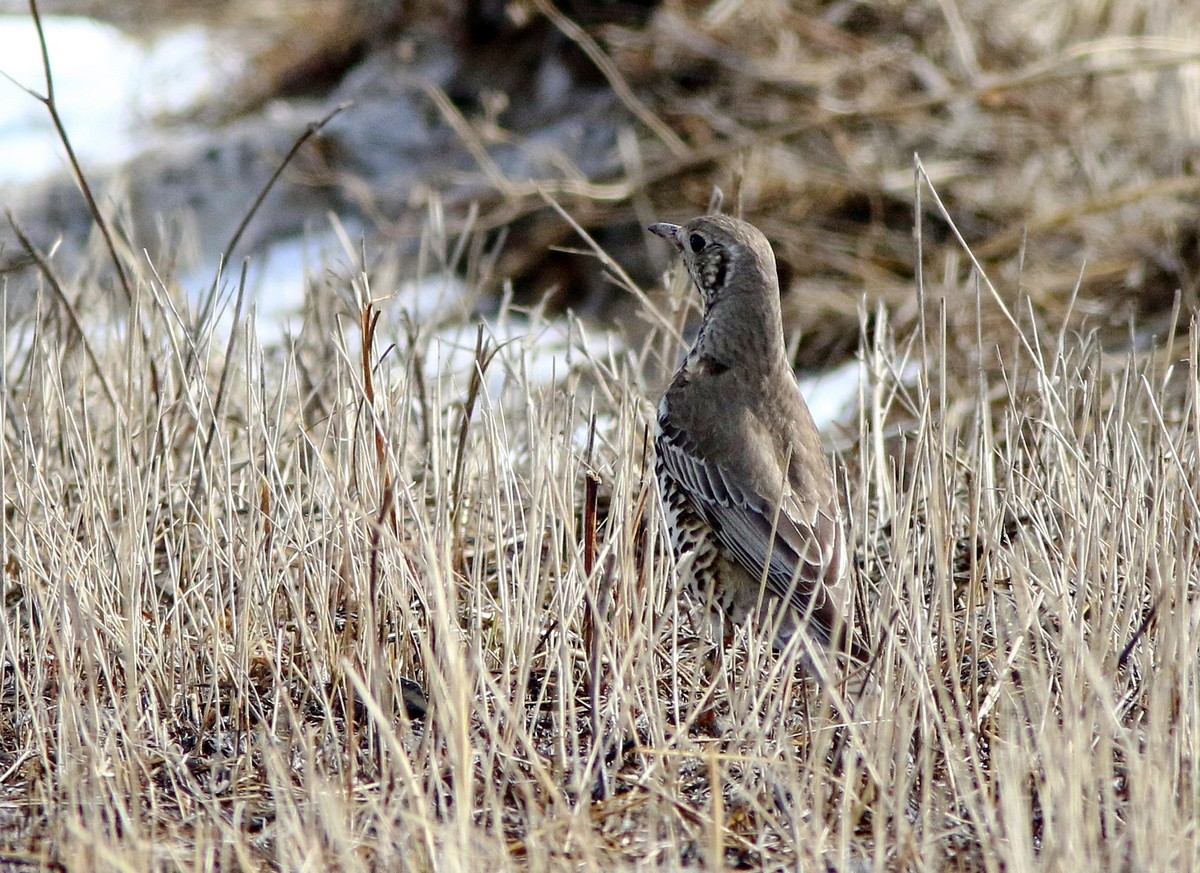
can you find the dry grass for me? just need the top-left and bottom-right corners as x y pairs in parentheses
(3, 1), (1200, 870)
(1, 190), (1198, 870)
(459, 0), (1200, 361)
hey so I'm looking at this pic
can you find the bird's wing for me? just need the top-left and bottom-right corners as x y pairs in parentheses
(656, 419), (846, 645)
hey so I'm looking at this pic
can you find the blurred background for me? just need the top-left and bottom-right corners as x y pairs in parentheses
(2, 0), (1199, 368)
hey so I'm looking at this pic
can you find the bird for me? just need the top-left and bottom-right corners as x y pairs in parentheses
(648, 214), (866, 683)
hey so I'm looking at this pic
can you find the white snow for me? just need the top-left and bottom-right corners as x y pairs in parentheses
(798, 357), (862, 430)
(0, 12), (870, 422)
(0, 14), (231, 185)
(424, 311), (615, 399)
(188, 231), (474, 348)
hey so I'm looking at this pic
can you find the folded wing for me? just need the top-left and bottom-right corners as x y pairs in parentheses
(656, 419), (847, 647)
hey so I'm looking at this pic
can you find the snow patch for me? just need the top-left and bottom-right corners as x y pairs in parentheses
(0, 15), (231, 185)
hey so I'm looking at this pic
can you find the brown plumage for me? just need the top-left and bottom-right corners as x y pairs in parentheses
(649, 215), (865, 679)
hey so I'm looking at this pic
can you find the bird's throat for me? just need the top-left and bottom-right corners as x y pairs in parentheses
(693, 294), (785, 367)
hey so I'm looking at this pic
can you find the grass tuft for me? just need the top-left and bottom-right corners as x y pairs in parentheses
(1, 200), (1197, 870)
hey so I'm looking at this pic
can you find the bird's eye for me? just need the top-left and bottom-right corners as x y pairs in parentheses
(688, 233), (706, 253)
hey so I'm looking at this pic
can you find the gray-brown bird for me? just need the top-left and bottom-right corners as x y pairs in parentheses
(649, 214), (865, 681)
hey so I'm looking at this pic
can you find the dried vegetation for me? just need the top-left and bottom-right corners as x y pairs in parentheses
(2, 0), (1200, 870)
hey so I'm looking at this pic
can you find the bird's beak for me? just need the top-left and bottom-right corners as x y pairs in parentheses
(647, 222), (684, 251)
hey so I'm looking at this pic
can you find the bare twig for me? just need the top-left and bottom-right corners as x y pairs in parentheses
(195, 101), (351, 333)
(188, 258), (251, 506)
(7, 210), (121, 416)
(5, 0), (162, 401)
(4, 0), (132, 306)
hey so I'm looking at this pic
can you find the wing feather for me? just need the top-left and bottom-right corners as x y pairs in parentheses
(656, 419), (846, 645)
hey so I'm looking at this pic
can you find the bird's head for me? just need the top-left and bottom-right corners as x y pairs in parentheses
(648, 215), (778, 308)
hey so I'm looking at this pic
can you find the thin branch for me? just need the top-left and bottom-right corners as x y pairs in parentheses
(7, 210), (121, 418)
(15, 0), (133, 307)
(190, 259), (251, 507)
(195, 101), (352, 332)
